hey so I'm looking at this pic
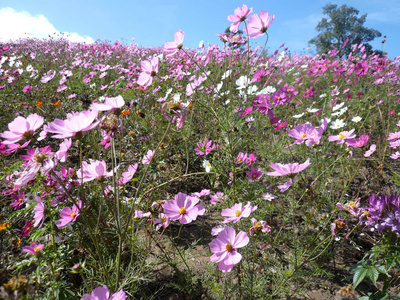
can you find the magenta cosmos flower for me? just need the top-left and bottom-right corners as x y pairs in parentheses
(57, 200), (82, 227)
(22, 243), (44, 255)
(164, 30), (184, 56)
(244, 10), (275, 38)
(81, 286), (127, 300)
(227, 4), (253, 33)
(137, 56), (159, 87)
(163, 192), (205, 224)
(194, 138), (218, 156)
(267, 158), (311, 177)
(76, 160), (113, 183)
(221, 201), (257, 223)
(1, 113), (44, 145)
(209, 226), (249, 272)
(46, 110), (100, 139)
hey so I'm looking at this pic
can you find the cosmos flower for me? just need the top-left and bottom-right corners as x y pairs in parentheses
(1, 113), (44, 145)
(221, 202), (257, 223)
(46, 110), (101, 139)
(209, 226), (249, 272)
(57, 200), (82, 227)
(227, 4), (253, 33)
(137, 57), (159, 87)
(244, 10), (275, 38)
(164, 30), (184, 56)
(163, 192), (205, 224)
(81, 286), (127, 300)
(267, 158), (311, 177)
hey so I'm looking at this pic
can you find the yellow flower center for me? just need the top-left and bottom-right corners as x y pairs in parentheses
(70, 212), (76, 217)
(301, 134), (307, 138)
(179, 207), (186, 215)
(235, 210), (242, 217)
(18, 198), (23, 202)
(348, 201), (356, 208)
(225, 244), (233, 252)
(364, 211), (371, 217)
(34, 247), (41, 253)
(339, 134), (345, 139)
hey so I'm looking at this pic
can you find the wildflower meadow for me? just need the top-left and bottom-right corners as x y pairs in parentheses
(1, 4), (400, 299)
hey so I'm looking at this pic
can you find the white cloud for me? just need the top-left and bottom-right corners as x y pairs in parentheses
(0, 7), (94, 43)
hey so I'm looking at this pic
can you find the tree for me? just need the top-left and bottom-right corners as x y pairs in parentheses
(309, 4), (382, 57)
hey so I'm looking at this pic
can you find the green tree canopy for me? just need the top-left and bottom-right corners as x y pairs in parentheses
(309, 4), (382, 57)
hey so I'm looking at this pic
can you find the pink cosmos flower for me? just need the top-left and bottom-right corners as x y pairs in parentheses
(244, 10), (275, 38)
(22, 243), (44, 255)
(33, 197), (45, 228)
(221, 201), (257, 223)
(391, 151), (400, 160)
(41, 70), (56, 83)
(328, 129), (356, 144)
(161, 102), (188, 130)
(245, 153), (257, 165)
(90, 95), (125, 113)
(14, 146), (54, 188)
(336, 198), (362, 217)
(56, 138), (72, 162)
(227, 4), (253, 33)
(81, 286), (127, 300)
(288, 123), (319, 145)
(57, 200), (82, 227)
(210, 192), (226, 205)
(153, 213), (171, 231)
(164, 30), (184, 56)
(23, 85), (33, 93)
(249, 218), (271, 235)
(345, 135), (369, 148)
(267, 158), (311, 177)
(364, 144), (376, 157)
(46, 110), (100, 139)
(1, 113), (44, 145)
(194, 138), (218, 156)
(235, 152), (247, 164)
(209, 226), (249, 272)
(163, 192), (205, 224)
(134, 210), (151, 219)
(278, 176), (297, 193)
(118, 163), (138, 185)
(76, 160), (113, 183)
(246, 167), (264, 182)
(137, 57), (159, 87)
(142, 150), (154, 165)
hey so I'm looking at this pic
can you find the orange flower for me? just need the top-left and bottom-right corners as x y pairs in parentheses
(0, 222), (10, 231)
(36, 101), (44, 108)
(53, 101), (61, 106)
(137, 87), (146, 92)
(121, 110), (130, 116)
(188, 103), (193, 108)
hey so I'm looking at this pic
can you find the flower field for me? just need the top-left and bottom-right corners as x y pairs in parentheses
(1, 4), (400, 299)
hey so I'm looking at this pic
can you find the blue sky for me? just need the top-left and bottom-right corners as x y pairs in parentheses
(0, 0), (398, 58)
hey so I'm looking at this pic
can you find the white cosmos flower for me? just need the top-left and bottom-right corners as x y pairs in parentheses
(306, 108), (319, 113)
(293, 113), (305, 118)
(236, 75), (249, 90)
(352, 116), (362, 123)
(332, 102), (345, 111)
(203, 160), (212, 172)
(330, 119), (346, 130)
